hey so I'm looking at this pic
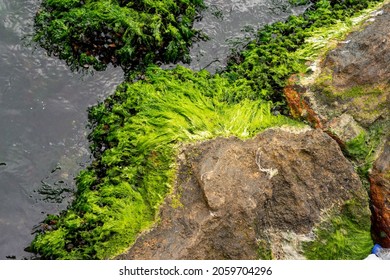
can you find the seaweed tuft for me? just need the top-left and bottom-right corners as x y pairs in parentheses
(33, 0), (206, 72)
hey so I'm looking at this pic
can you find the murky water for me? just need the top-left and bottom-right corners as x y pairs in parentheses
(0, 0), (304, 259)
(0, 0), (124, 259)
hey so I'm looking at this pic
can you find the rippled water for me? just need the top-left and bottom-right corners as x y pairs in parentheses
(186, 0), (305, 72)
(0, 0), (124, 259)
(0, 0), (303, 259)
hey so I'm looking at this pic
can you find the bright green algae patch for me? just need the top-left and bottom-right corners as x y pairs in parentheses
(33, 0), (205, 71)
(29, 0), (386, 259)
(29, 66), (300, 259)
(303, 199), (373, 260)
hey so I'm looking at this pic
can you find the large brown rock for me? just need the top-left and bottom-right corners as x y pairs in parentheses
(323, 8), (390, 90)
(370, 137), (390, 248)
(318, 4), (390, 127)
(117, 128), (367, 259)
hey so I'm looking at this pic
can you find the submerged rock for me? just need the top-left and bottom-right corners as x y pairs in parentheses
(117, 128), (368, 259)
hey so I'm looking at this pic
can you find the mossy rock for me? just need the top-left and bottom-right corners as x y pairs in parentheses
(29, 66), (299, 259)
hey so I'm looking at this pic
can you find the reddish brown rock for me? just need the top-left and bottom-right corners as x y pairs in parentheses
(370, 137), (390, 248)
(322, 6), (390, 90)
(284, 75), (324, 129)
(300, 5), (390, 128)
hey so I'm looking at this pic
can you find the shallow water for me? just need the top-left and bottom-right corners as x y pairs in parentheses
(0, 0), (303, 259)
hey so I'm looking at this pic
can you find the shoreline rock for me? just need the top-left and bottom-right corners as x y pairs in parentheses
(286, 3), (390, 129)
(283, 2), (390, 248)
(117, 128), (369, 259)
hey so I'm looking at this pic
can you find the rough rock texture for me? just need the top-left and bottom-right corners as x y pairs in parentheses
(117, 128), (367, 259)
(326, 113), (366, 146)
(304, 4), (390, 128)
(283, 3), (390, 249)
(323, 10), (390, 90)
(370, 137), (390, 247)
(284, 77), (324, 129)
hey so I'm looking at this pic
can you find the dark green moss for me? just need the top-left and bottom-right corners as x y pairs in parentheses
(33, 0), (205, 71)
(224, 0), (383, 103)
(257, 239), (273, 260)
(344, 122), (385, 181)
(340, 86), (383, 100)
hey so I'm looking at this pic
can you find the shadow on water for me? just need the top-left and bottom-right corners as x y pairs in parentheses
(0, 0), (305, 259)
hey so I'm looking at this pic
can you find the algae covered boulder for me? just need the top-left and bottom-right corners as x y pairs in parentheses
(291, 2), (390, 131)
(118, 128), (372, 260)
(282, 1), (390, 251)
(310, 3), (390, 128)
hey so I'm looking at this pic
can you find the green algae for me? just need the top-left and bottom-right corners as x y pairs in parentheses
(257, 239), (273, 260)
(33, 0), (205, 71)
(338, 86), (384, 100)
(346, 123), (386, 188)
(303, 199), (373, 260)
(224, 0), (383, 103)
(29, 0), (387, 259)
(29, 66), (300, 259)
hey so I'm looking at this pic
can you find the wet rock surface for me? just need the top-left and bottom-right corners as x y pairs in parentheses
(117, 128), (366, 259)
(326, 113), (366, 146)
(370, 137), (390, 247)
(306, 4), (390, 128)
(323, 9), (390, 89)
